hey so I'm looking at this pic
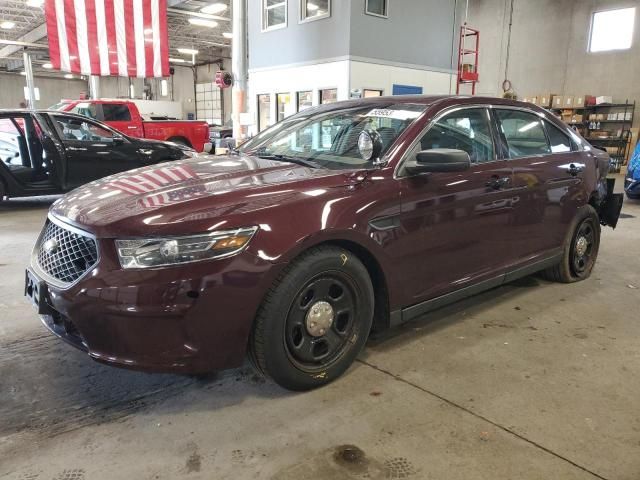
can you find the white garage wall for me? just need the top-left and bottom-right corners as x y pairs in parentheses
(248, 59), (351, 134)
(349, 61), (456, 97)
(195, 59), (233, 124)
(0, 73), (88, 109)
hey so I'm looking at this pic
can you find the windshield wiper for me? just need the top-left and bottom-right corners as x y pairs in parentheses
(255, 153), (321, 169)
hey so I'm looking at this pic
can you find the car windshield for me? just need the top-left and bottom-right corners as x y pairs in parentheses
(240, 103), (427, 170)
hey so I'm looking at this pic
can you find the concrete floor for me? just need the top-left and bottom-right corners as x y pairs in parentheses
(1, 179), (639, 480)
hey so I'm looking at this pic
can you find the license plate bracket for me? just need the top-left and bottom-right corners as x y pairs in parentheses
(25, 269), (54, 315)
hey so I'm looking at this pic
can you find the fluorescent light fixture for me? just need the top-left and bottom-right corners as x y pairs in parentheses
(169, 57), (186, 63)
(222, 32), (233, 38)
(26, 0), (44, 6)
(188, 18), (218, 28)
(161, 79), (168, 97)
(590, 7), (636, 52)
(42, 63), (53, 69)
(0, 21), (16, 29)
(200, 2), (227, 14)
(177, 48), (199, 55)
(129, 84), (135, 98)
(19, 71), (26, 75)
(64, 73), (74, 79)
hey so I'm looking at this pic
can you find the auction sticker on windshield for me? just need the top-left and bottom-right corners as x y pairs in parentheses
(365, 109), (422, 121)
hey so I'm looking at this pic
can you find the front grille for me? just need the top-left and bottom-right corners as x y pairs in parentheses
(36, 220), (98, 285)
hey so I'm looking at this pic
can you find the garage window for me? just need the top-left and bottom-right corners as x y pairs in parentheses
(365, 0), (388, 18)
(320, 88), (338, 104)
(300, 0), (330, 22)
(257, 94), (272, 132)
(263, 0), (287, 31)
(589, 8), (635, 52)
(297, 91), (313, 112)
(276, 93), (293, 122)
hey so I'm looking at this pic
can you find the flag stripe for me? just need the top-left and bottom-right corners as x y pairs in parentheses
(151, 0), (161, 77)
(64, 0), (81, 73)
(158, 0), (169, 76)
(114, 0), (128, 76)
(45, 0), (61, 71)
(124, 0), (137, 77)
(73, 0), (91, 75)
(142, 0), (154, 78)
(133, 0), (146, 77)
(54, 0), (71, 71)
(85, 0), (102, 75)
(104, 0), (118, 76)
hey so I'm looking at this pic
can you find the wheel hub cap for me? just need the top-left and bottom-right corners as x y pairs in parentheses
(576, 236), (588, 257)
(305, 301), (334, 337)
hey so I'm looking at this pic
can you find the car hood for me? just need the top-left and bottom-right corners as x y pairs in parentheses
(51, 154), (361, 237)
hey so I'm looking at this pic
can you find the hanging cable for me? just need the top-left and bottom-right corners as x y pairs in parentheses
(502, 0), (515, 93)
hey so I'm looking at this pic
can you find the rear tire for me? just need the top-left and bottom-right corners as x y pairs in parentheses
(541, 205), (600, 283)
(248, 246), (374, 391)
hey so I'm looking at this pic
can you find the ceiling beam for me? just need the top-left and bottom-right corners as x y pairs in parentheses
(0, 23), (48, 58)
(167, 8), (231, 21)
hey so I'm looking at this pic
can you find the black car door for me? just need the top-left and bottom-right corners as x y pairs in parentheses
(51, 113), (142, 189)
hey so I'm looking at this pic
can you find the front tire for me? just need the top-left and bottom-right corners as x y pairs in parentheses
(542, 205), (601, 283)
(249, 246), (374, 391)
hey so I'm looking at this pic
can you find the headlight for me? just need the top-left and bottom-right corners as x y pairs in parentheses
(116, 227), (258, 269)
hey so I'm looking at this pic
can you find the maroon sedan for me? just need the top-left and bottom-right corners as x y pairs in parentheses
(25, 96), (623, 390)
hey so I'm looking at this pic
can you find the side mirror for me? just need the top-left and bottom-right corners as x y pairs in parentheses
(112, 134), (126, 145)
(357, 129), (384, 162)
(406, 148), (471, 174)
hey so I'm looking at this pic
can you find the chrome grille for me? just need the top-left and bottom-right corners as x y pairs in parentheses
(36, 220), (98, 285)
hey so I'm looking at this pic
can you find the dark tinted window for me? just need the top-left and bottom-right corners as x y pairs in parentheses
(496, 110), (550, 158)
(545, 121), (572, 153)
(418, 108), (494, 163)
(102, 104), (132, 122)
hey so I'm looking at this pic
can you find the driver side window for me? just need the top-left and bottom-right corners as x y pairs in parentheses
(417, 108), (495, 164)
(54, 115), (116, 143)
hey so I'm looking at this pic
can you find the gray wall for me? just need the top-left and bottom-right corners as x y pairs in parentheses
(248, 1), (352, 69)
(349, 0), (462, 71)
(470, 0), (640, 111)
(0, 73), (88, 109)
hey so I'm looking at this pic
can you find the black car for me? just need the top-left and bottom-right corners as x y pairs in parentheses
(0, 110), (193, 200)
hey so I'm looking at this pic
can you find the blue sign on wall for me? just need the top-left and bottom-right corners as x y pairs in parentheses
(392, 84), (423, 96)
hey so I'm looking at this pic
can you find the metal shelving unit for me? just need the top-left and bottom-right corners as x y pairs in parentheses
(550, 101), (635, 173)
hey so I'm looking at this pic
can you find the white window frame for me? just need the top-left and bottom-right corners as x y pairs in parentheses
(365, 0), (388, 18)
(262, 0), (288, 32)
(299, 0), (331, 24)
(588, 7), (636, 53)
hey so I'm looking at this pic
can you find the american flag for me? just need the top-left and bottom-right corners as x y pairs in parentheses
(44, 0), (170, 78)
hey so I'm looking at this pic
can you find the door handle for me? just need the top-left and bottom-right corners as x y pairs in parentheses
(566, 163), (584, 176)
(127, 126), (138, 130)
(486, 175), (510, 190)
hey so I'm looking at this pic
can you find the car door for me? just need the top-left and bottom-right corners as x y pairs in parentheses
(494, 108), (586, 262)
(395, 107), (517, 305)
(51, 114), (142, 189)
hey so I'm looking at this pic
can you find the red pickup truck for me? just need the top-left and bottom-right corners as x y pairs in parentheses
(53, 99), (211, 153)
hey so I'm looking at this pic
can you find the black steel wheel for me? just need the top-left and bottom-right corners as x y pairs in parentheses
(541, 205), (600, 283)
(249, 246), (374, 391)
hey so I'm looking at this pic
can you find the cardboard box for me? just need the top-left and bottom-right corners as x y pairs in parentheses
(530, 95), (539, 105)
(596, 114), (606, 121)
(617, 112), (625, 121)
(563, 96), (575, 108)
(589, 114), (597, 121)
(538, 93), (556, 108)
(573, 114), (584, 123)
(596, 96), (613, 105)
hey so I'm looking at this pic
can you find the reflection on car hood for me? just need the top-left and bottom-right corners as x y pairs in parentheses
(50, 154), (356, 237)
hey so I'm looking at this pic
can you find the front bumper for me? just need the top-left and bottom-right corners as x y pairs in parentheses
(624, 176), (640, 198)
(27, 246), (283, 374)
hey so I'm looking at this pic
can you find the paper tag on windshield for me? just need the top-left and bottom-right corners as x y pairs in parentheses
(365, 109), (421, 121)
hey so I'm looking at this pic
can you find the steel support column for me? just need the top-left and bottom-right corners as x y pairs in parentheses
(22, 50), (36, 109)
(231, 0), (248, 140)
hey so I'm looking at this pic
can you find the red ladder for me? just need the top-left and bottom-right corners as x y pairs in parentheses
(456, 24), (480, 95)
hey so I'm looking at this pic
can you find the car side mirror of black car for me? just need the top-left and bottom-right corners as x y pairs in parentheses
(406, 148), (471, 174)
(112, 134), (125, 145)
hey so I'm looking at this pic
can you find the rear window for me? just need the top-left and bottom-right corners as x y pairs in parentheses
(102, 104), (132, 122)
(496, 110), (551, 158)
